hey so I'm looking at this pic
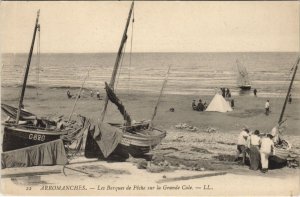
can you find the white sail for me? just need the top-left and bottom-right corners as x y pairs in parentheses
(236, 60), (251, 88)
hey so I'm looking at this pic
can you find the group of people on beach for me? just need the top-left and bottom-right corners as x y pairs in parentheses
(192, 99), (208, 111)
(66, 89), (102, 100)
(90, 90), (101, 100)
(236, 127), (281, 173)
(221, 87), (235, 108)
(221, 87), (231, 98)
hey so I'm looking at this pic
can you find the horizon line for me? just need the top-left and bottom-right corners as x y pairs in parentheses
(2, 51), (300, 54)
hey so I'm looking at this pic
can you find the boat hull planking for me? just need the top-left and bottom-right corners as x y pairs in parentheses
(2, 126), (66, 152)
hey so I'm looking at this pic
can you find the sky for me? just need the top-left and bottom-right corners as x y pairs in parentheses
(0, 1), (299, 53)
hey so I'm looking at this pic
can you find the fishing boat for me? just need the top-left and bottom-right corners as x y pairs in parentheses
(1, 11), (87, 153)
(84, 1), (166, 159)
(85, 120), (166, 158)
(236, 60), (251, 90)
(270, 140), (292, 163)
(269, 57), (299, 164)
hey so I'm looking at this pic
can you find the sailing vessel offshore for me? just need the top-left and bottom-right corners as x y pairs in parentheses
(236, 59), (251, 90)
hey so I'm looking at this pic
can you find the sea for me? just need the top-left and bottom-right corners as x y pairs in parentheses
(1, 52), (299, 98)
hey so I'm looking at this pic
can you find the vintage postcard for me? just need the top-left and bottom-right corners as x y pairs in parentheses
(0, 1), (299, 196)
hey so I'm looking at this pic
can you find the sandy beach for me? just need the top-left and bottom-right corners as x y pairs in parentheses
(1, 85), (300, 195)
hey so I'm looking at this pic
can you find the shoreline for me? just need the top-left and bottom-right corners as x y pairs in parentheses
(1, 84), (298, 98)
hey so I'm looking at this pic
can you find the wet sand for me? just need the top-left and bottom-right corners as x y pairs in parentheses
(1, 86), (300, 195)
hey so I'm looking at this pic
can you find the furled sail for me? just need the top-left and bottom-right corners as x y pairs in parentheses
(104, 82), (132, 126)
(1, 104), (36, 121)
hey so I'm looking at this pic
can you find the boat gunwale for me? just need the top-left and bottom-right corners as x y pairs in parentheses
(121, 128), (166, 141)
(3, 125), (68, 135)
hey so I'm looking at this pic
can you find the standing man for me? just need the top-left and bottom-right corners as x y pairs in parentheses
(235, 128), (250, 165)
(226, 88), (230, 97)
(288, 94), (292, 104)
(265, 100), (270, 115)
(260, 134), (275, 173)
(96, 91), (100, 100)
(253, 89), (257, 96)
(231, 99), (235, 108)
(67, 90), (72, 99)
(221, 88), (226, 98)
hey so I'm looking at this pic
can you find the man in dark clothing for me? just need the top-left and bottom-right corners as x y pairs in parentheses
(254, 89), (257, 96)
(288, 94), (292, 104)
(231, 99), (235, 108)
(226, 88), (230, 97)
(67, 90), (72, 99)
(221, 88), (226, 97)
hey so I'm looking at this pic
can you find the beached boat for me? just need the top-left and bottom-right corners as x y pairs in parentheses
(85, 121), (166, 158)
(269, 57), (299, 164)
(1, 103), (87, 152)
(1, 11), (87, 153)
(270, 140), (292, 163)
(85, 1), (166, 159)
(236, 60), (251, 90)
(2, 123), (67, 152)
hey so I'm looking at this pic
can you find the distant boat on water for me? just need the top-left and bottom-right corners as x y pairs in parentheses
(236, 59), (251, 90)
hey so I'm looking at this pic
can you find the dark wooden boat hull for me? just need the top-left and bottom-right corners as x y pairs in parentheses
(115, 129), (166, 158)
(269, 147), (290, 164)
(85, 125), (166, 159)
(2, 126), (66, 152)
(238, 85), (251, 90)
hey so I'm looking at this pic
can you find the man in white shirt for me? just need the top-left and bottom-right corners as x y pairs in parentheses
(260, 134), (275, 173)
(96, 91), (100, 100)
(265, 100), (270, 115)
(236, 128), (250, 164)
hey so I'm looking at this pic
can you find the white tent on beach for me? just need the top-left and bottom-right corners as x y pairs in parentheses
(205, 93), (233, 113)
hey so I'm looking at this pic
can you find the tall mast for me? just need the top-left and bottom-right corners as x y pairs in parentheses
(16, 10), (40, 124)
(278, 57), (300, 123)
(100, 1), (134, 123)
(150, 66), (171, 129)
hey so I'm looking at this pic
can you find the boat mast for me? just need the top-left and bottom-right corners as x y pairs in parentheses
(278, 57), (300, 123)
(100, 1), (134, 123)
(150, 66), (171, 129)
(16, 10), (40, 124)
